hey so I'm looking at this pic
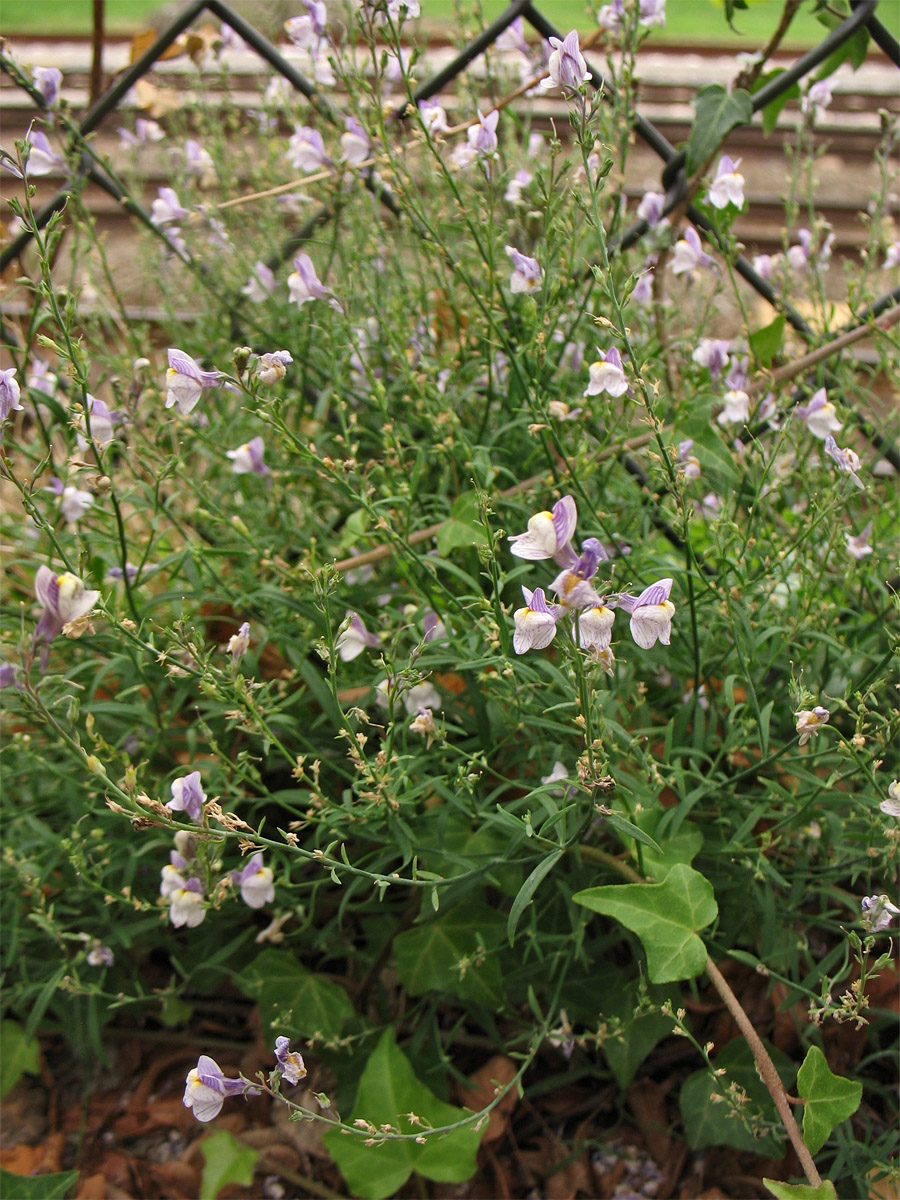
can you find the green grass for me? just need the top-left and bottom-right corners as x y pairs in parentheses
(0, 0), (832, 46)
(1, 0), (164, 35)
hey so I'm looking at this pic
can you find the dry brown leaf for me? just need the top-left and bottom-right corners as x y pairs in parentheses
(74, 1173), (109, 1200)
(129, 30), (186, 64)
(132, 79), (185, 119)
(627, 1078), (672, 1165)
(868, 1167), (900, 1200)
(457, 1054), (518, 1145)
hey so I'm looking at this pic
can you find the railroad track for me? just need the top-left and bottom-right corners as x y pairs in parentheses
(1, 33), (897, 294)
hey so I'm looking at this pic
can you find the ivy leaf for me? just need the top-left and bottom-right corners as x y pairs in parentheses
(751, 70), (800, 136)
(687, 85), (754, 175)
(238, 949), (354, 1044)
(763, 1180), (838, 1200)
(435, 491), (489, 556)
(323, 1029), (484, 1199)
(749, 315), (786, 368)
(0, 1169), (78, 1200)
(797, 1045), (862, 1155)
(394, 901), (505, 1006)
(199, 1130), (259, 1199)
(573, 863), (717, 983)
(0, 1021), (41, 1100)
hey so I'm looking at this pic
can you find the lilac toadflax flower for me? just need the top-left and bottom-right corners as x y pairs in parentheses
(233, 853), (275, 908)
(34, 566), (100, 644)
(467, 110), (499, 158)
(824, 436), (865, 489)
(151, 186), (189, 227)
(617, 578), (675, 649)
(691, 338), (730, 379)
(168, 876), (206, 928)
(167, 771), (207, 821)
(227, 622), (251, 661)
(287, 253), (338, 308)
(793, 388), (841, 439)
(336, 612), (381, 661)
(543, 31), (592, 93)
(242, 261), (276, 303)
(166, 349), (222, 415)
(860, 894), (900, 934)
(184, 1056), (253, 1122)
(513, 586), (560, 654)
(670, 227), (712, 280)
(706, 155), (745, 210)
(584, 348), (628, 397)
(227, 436), (270, 477)
(0, 368), (24, 421)
(275, 1037), (308, 1084)
(255, 350), (292, 385)
(32, 66), (62, 106)
(845, 522), (873, 560)
(505, 246), (543, 294)
(636, 191), (665, 228)
(508, 496), (577, 562)
(795, 706), (829, 746)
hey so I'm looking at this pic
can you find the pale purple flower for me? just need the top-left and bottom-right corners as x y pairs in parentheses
(824, 436), (865, 489)
(506, 245), (543, 294)
(585, 348), (628, 397)
(169, 877), (205, 927)
(717, 388), (750, 426)
(497, 17), (530, 56)
(550, 538), (607, 610)
(598, 0), (627, 30)
(274, 1037), (308, 1085)
(233, 853), (275, 908)
(468, 109), (499, 158)
(884, 241), (900, 271)
(845, 522), (873, 560)
(26, 357), (57, 399)
(341, 117), (370, 167)
(795, 706), (830, 746)
(86, 940), (114, 967)
(575, 604), (616, 652)
(227, 436), (269, 477)
(402, 681), (441, 714)
(617, 578), (675, 649)
(242, 261), (275, 303)
(47, 479), (94, 525)
(255, 350), (292, 385)
(106, 563), (140, 581)
(184, 138), (214, 179)
(2, 130), (63, 179)
(0, 368), (23, 421)
(228, 622), (251, 661)
(167, 771), (207, 821)
(706, 155), (745, 210)
(752, 253), (776, 280)
(513, 586), (560, 654)
(508, 495), (577, 562)
(691, 338), (730, 378)
(418, 100), (449, 136)
(801, 77), (833, 122)
(32, 66), (62, 106)
(505, 168), (532, 204)
(671, 227), (712, 279)
(289, 126), (331, 173)
(288, 253), (338, 308)
(677, 439), (701, 480)
(861, 894), (900, 934)
(75, 395), (119, 451)
(423, 611), (446, 643)
(336, 612), (381, 661)
(632, 265), (655, 306)
(184, 1056), (250, 1121)
(793, 388), (842, 439)
(543, 31), (591, 93)
(636, 190), (665, 227)
(34, 566), (99, 644)
(151, 187), (189, 227)
(639, 0), (666, 27)
(880, 781), (900, 818)
(117, 118), (164, 147)
(284, 2), (328, 50)
(386, 0), (420, 19)
(0, 662), (20, 690)
(599, 0), (666, 31)
(409, 707), (438, 744)
(166, 349), (222, 415)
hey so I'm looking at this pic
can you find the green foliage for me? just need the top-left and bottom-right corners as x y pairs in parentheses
(797, 1046), (863, 1156)
(0, 1021), (41, 1100)
(394, 901), (507, 1006)
(199, 1131), (260, 1199)
(573, 865), (718, 983)
(237, 951), (355, 1045)
(763, 1180), (838, 1200)
(0, 1168), (78, 1200)
(749, 315), (787, 368)
(686, 85), (754, 173)
(322, 1030), (484, 1199)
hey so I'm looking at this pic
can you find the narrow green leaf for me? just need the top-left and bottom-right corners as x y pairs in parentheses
(199, 1130), (259, 1199)
(507, 848), (564, 946)
(796, 1046), (862, 1155)
(605, 813), (662, 853)
(573, 863), (717, 983)
(0, 1021), (41, 1100)
(687, 85), (754, 175)
(763, 1179), (838, 1200)
(0, 1168), (78, 1200)
(323, 1029), (484, 1199)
